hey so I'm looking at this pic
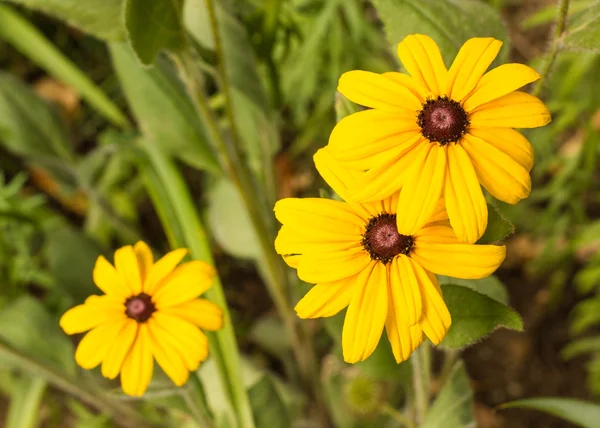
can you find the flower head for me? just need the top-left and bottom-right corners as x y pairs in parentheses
(275, 149), (506, 364)
(328, 34), (551, 244)
(60, 242), (223, 396)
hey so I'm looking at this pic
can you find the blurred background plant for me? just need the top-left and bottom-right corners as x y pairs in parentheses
(0, 0), (599, 427)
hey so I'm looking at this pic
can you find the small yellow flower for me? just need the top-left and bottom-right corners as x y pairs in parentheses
(275, 149), (506, 364)
(328, 34), (551, 244)
(60, 242), (223, 396)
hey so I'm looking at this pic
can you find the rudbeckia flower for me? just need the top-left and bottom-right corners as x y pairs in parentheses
(328, 34), (551, 244)
(60, 242), (223, 396)
(274, 149), (506, 364)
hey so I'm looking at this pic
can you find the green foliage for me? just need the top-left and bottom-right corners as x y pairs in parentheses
(124, 0), (185, 66)
(562, 0), (600, 52)
(477, 203), (514, 245)
(5, 376), (46, 428)
(501, 398), (600, 428)
(438, 274), (508, 304)
(441, 284), (523, 348)
(248, 376), (291, 428)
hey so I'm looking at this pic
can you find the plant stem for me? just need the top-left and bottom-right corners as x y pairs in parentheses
(0, 339), (152, 428)
(381, 404), (416, 428)
(140, 144), (256, 428)
(411, 344), (429, 424)
(182, 375), (214, 428)
(438, 348), (459, 390)
(533, 0), (571, 97)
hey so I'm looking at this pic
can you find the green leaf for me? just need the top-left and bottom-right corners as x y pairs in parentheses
(124, 0), (185, 66)
(500, 398), (600, 428)
(477, 203), (514, 244)
(249, 315), (291, 358)
(1, 0), (125, 41)
(335, 92), (361, 123)
(0, 5), (128, 127)
(0, 296), (76, 374)
(371, 0), (509, 63)
(248, 376), (291, 428)
(437, 275), (508, 304)
(0, 72), (72, 161)
(109, 43), (220, 173)
(206, 178), (260, 260)
(422, 360), (475, 428)
(562, 1), (600, 52)
(562, 337), (600, 360)
(441, 284), (523, 348)
(6, 376), (46, 428)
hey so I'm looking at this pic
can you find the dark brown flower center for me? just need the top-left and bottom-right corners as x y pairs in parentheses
(417, 96), (469, 145)
(362, 213), (413, 264)
(125, 293), (155, 323)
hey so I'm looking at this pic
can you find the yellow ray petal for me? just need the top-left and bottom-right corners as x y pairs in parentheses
(462, 134), (531, 204)
(425, 198), (449, 225)
(161, 299), (223, 331)
(414, 225), (460, 245)
(383, 72), (428, 102)
(60, 295), (125, 335)
(337, 70), (423, 112)
(144, 248), (189, 295)
(390, 256), (422, 326)
(385, 305), (423, 363)
(101, 319), (138, 380)
(397, 34), (448, 95)
(447, 38), (502, 101)
(342, 262), (388, 363)
(74, 318), (129, 370)
(153, 261), (214, 308)
(444, 144), (488, 244)
(152, 312), (208, 371)
(298, 248), (370, 284)
(463, 64), (541, 111)
(395, 144), (446, 235)
(93, 256), (132, 299)
(468, 127), (534, 172)
(147, 319), (189, 386)
(114, 245), (142, 295)
(120, 324), (153, 397)
(348, 137), (425, 203)
(327, 109), (420, 166)
(295, 277), (357, 319)
(411, 264), (451, 344)
(469, 91), (551, 128)
(411, 241), (506, 279)
(134, 241), (153, 285)
(275, 225), (362, 257)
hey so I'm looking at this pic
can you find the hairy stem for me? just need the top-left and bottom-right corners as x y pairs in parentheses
(411, 344), (430, 424)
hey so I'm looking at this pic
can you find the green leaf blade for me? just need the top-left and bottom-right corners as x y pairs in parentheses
(501, 398), (600, 428)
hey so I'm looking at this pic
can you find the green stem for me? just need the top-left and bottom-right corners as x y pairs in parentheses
(533, 0), (571, 97)
(0, 339), (151, 428)
(438, 349), (459, 390)
(182, 375), (214, 428)
(140, 144), (256, 428)
(411, 345), (429, 424)
(381, 404), (416, 428)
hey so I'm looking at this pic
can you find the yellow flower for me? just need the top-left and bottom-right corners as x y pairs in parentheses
(328, 34), (551, 244)
(275, 149), (506, 364)
(60, 242), (223, 396)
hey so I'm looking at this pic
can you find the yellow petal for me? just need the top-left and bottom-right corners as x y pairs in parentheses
(114, 245), (142, 295)
(342, 262), (388, 363)
(463, 64), (541, 111)
(469, 91), (551, 128)
(144, 248), (189, 295)
(347, 136), (425, 203)
(74, 318), (128, 370)
(147, 319), (189, 386)
(447, 38), (502, 101)
(134, 242), (154, 285)
(383, 72), (428, 102)
(152, 312), (208, 371)
(411, 241), (506, 279)
(385, 308), (423, 363)
(390, 256), (422, 326)
(275, 225), (361, 256)
(295, 277), (357, 319)
(161, 299), (223, 331)
(444, 144), (488, 244)
(93, 256), (132, 299)
(395, 144), (446, 235)
(283, 254), (301, 268)
(337, 70), (423, 112)
(462, 134), (531, 204)
(397, 34), (448, 95)
(120, 324), (154, 397)
(60, 295), (125, 335)
(413, 265), (451, 344)
(425, 198), (449, 225)
(297, 248), (370, 284)
(468, 127), (534, 172)
(101, 319), (138, 380)
(414, 225), (460, 245)
(153, 261), (214, 308)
